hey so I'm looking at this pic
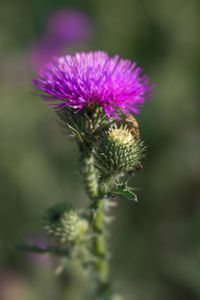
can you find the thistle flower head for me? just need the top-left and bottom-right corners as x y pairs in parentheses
(46, 9), (92, 43)
(30, 10), (92, 69)
(44, 203), (88, 244)
(33, 51), (154, 120)
(94, 122), (145, 174)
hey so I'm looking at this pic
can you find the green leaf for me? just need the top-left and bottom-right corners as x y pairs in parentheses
(89, 185), (137, 210)
(14, 243), (69, 256)
(110, 185), (138, 202)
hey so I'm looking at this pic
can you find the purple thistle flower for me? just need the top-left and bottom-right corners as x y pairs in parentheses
(30, 10), (92, 70)
(33, 51), (154, 120)
(45, 9), (92, 43)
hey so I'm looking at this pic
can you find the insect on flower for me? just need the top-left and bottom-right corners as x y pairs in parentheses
(124, 114), (140, 139)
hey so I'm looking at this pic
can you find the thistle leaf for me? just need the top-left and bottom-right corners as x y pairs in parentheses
(14, 242), (69, 256)
(110, 184), (138, 202)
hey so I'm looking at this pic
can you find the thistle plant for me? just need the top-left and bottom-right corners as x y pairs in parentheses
(17, 51), (154, 300)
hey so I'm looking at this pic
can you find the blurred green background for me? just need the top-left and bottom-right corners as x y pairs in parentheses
(0, 0), (200, 299)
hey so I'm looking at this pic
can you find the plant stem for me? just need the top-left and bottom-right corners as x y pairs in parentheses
(92, 198), (109, 284)
(81, 149), (110, 296)
(81, 149), (98, 198)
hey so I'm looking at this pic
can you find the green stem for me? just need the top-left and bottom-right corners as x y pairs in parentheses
(92, 198), (109, 284)
(81, 148), (110, 296)
(81, 149), (98, 198)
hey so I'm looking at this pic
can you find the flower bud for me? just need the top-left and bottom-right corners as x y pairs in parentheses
(44, 203), (88, 244)
(94, 123), (145, 175)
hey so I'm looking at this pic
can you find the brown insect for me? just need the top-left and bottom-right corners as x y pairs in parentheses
(124, 114), (140, 139)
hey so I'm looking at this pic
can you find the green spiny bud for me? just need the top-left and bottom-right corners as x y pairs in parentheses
(44, 203), (88, 244)
(94, 123), (145, 175)
(57, 105), (115, 144)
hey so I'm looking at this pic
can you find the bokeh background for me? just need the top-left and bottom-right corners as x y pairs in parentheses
(0, 0), (200, 299)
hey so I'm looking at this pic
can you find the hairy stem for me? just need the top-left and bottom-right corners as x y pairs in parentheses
(92, 198), (109, 284)
(81, 148), (110, 296)
(81, 149), (98, 198)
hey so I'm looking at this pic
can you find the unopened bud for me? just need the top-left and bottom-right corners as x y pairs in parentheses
(94, 123), (145, 175)
(44, 203), (88, 244)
